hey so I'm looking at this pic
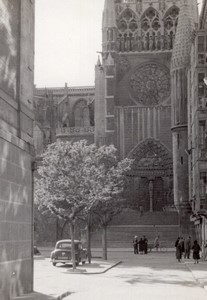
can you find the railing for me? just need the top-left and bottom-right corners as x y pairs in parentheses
(56, 126), (95, 136)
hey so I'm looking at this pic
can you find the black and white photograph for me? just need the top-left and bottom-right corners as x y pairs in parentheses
(0, 1), (207, 299)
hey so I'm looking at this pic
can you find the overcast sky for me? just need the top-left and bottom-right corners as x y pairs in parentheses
(34, 0), (105, 88)
(34, 0), (203, 88)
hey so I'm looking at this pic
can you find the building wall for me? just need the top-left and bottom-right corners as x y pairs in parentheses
(34, 86), (95, 155)
(0, 1), (35, 299)
(188, 26), (207, 248)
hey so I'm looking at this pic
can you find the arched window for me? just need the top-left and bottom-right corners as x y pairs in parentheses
(117, 8), (138, 52)
(141, 8), (161, 51)
(163, 6), (179, 50)
(74, 100), (90, 127)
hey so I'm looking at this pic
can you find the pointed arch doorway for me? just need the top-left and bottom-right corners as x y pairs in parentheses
(126, 138), (174, 212)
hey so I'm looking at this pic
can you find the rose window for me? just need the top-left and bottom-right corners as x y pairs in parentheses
(129, 63), (170, 106)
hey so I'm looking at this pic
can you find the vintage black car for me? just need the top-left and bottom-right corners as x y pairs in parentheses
(50, 239), (87, 266)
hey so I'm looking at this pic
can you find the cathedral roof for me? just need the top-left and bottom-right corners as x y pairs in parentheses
(171, 0), (198, 70)
(102, 0), (116, 29)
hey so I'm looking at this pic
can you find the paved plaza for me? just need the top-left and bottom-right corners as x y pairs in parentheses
(34, 249), (207, 300)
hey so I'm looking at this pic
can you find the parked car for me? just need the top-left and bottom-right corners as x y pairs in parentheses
(50, 239), (87, 266)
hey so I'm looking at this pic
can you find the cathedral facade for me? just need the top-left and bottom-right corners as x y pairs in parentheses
(34, 0), (207, 248)
(95, 0), (178, 215)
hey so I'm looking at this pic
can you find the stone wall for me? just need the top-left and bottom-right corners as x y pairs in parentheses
(0, 1), (35, 299)
(0, 133), (33, 299)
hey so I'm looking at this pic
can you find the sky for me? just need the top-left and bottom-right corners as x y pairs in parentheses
(34, 0), (203, 89)
(34, 0), (105, 88)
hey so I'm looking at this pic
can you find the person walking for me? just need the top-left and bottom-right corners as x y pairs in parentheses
(184, 236), (191, 259)
(138, 237), (144, 254)
(143, 235), (148, 254)
(154, 235), (160, 252)
(133, 236), (138, 254)
(192, 240), (201, 264)
(175, 237), (184, 262)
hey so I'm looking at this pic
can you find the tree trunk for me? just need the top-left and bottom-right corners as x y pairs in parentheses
(102, 225), (107, 260)
(87, 213), (92, 264)
(56, 217), (59, 241)
(60, 219), (69, 239)
(69, 222), (76, 270)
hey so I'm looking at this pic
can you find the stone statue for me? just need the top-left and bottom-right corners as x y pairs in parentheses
(149, 36), (154, 51)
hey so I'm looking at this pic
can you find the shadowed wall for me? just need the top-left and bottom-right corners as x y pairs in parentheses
(0, 1), (35, 299)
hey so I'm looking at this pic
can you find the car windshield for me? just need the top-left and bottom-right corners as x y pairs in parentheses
(57, 243), (71, 249)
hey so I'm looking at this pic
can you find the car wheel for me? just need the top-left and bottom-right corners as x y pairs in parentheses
(52, 262), (56, 266)
(82, 261), (85, 265)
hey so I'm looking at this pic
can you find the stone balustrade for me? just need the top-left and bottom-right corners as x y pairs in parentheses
(56, 126), (95, 137)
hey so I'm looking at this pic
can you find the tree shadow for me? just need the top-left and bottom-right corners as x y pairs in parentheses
(107, 252), (207, 288)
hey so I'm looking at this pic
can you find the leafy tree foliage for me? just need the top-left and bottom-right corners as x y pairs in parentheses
(35, 140), (133, 267)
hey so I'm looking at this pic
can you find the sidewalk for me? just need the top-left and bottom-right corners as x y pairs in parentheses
(34, 257), (121, 299)
(34, 250), (207, 300)
(184, 260), (207, 289)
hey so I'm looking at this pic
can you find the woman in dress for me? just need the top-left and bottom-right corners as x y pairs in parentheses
(192, 240), (201, 264)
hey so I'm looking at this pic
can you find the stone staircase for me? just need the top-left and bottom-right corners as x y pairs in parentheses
(91, 209), (179, 248)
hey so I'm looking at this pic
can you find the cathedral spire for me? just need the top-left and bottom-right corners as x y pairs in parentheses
(102, 0), (117, 53)
(199, 0), (207, 29)
(102, 0), (116, 29)
(171, 0), (198, 70)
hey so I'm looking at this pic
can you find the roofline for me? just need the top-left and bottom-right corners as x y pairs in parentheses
(35, 86), (95, 91)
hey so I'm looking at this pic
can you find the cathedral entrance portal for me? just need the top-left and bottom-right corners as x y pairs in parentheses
(126, 139), (174, 212)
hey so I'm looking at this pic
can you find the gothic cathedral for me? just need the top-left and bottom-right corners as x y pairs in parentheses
(95, 0), (179, 218)
(35, 0), (207, 247)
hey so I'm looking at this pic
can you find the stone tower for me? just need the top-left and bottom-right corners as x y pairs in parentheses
(171, 0), (198, 235)
(95, 0), (180, 216)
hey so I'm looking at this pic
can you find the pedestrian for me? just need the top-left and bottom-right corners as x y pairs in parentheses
(176, 238), (183, 262)
(192, 240), (201, 264)
(154, 235), (160, 251)
(184, 236), (191, 259)
(175, 237), (180, 248)
(138, 238), (144, 254)
(143, 235), (148, 254)
(133, 236), (138, 254)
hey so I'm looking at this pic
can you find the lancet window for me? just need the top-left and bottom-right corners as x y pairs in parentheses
(74, 100), (90, 127)
(141, 8), (161, 51)
(163, 6), (179, 50)
(117, 8), (138, 52)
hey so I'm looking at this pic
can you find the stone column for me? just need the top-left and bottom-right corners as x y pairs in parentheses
(149, 180), (154, 212)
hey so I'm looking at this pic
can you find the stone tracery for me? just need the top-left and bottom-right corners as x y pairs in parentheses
(117, 8), (138, 52)
(116, 5), (179, 52)
(141, 7), (162, 51)
(163, 6), (179, 50)
(74, 100), (90, 127)
(129, 63), (170, 106)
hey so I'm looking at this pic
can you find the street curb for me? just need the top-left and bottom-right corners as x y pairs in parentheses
(82, 260), (122, 275)
(65, 260), (122, 275)
(55, 291), (72, 300)
(184, 262), (206, 290)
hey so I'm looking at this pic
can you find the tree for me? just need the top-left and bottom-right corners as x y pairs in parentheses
(79, 148), (133, 262)
(35, 140), (132, 268)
